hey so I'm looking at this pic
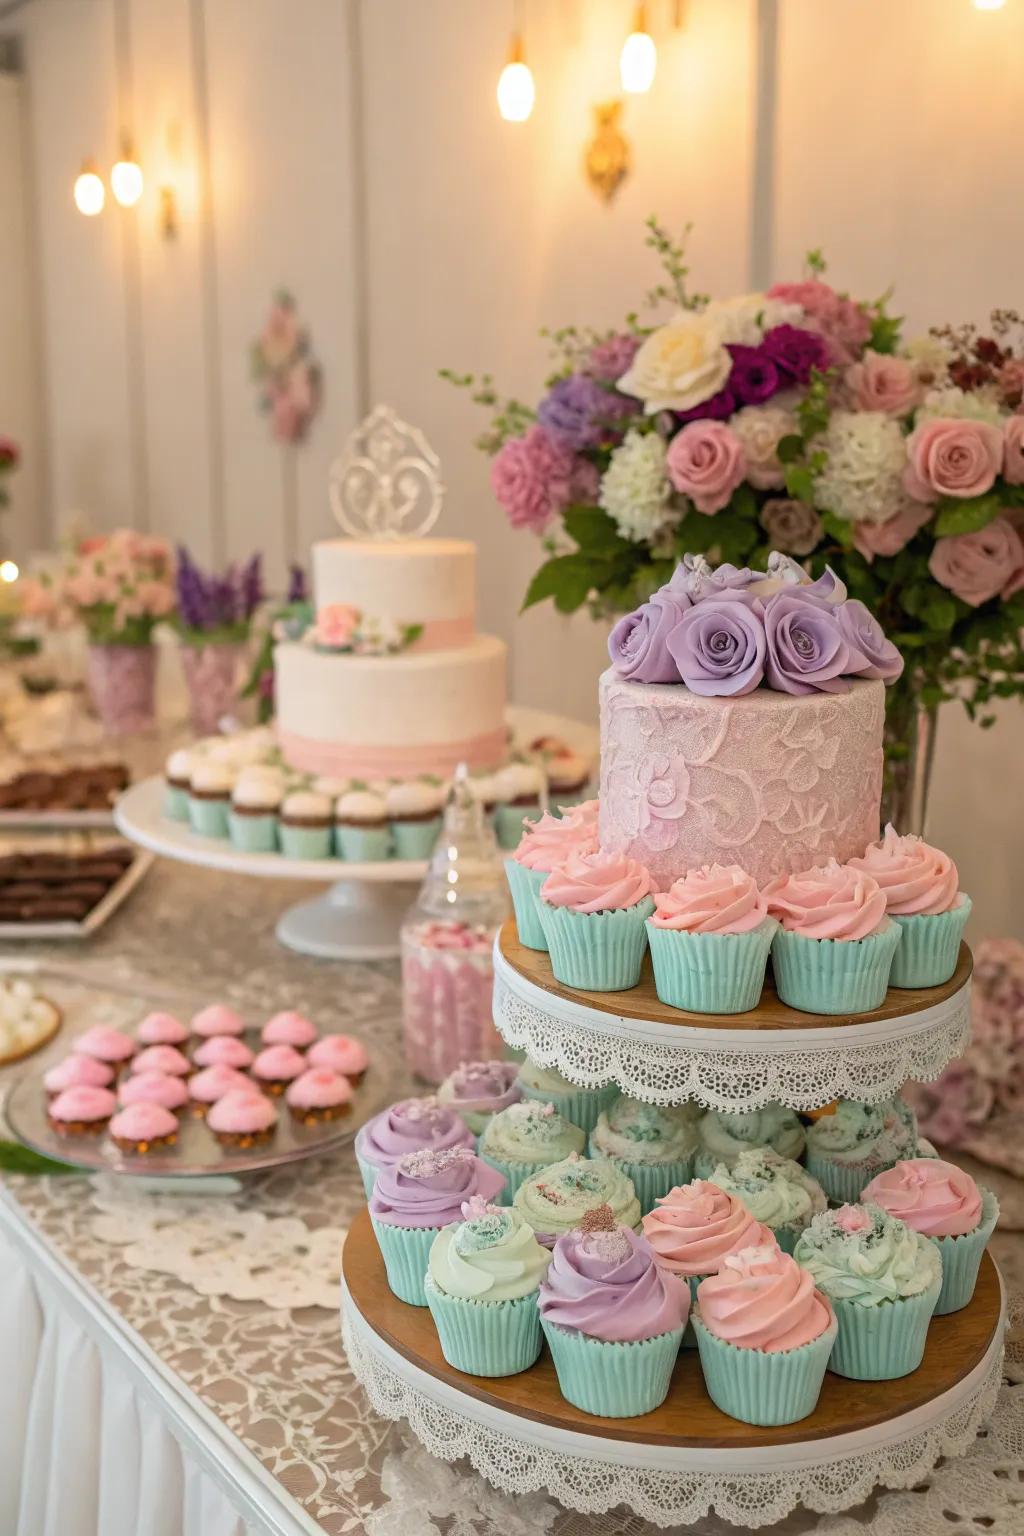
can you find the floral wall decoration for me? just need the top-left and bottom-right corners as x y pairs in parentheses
(251, 291), (321, 445)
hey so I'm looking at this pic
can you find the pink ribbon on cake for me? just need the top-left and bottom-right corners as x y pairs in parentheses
(409, 617), (474, 652)
(278, 725), (508, 779)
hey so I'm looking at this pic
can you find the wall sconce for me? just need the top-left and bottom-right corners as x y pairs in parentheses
(620, 2), (657, 94)
(111, 136), (144, 207)
(158, 185), (179, 240)
(585, 100), (631, 203)
(497, 5), (535, 124)
(73, 159), (105, 216)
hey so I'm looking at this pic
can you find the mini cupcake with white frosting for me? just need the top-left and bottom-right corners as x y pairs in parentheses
(228, 767), (283, 854)
(589, 1096), (698, 1212)
(765, 859), (901, 1014)
(335, 787), (391, 862)
(647, 865), (775, 1014)
(707, 1148), (827, 1255)
(848, 826), (971, 988)
(164, 747), (195, 821)
(494, 762), (547, 851)
(279, 788), (334, 859)
(385, 778), (445, 859)
(694, 1104), (805, 1179)
(505, 811), (596, 951)
(539, 849), (656, 991)
(187, 758), (235, 839)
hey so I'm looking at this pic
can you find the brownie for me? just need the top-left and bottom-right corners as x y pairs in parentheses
(0, 762), (130, 813)
(0, 843), (138, 925)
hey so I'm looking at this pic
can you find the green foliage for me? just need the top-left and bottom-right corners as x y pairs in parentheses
(804, 248), (827, 277)
(437, 369), (534, 454)
(933, 494), (1001, 538)
(868, 290), (903, 355)
(643, 216), (709, 313)
(0, 1139), (81, 1175)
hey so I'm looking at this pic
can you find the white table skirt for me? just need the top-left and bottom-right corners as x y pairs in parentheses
(0, 1194), (321, 1536)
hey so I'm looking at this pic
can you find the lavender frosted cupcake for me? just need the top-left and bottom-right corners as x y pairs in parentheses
(588, 1097), (698, 1213)
(437, 1059), (522, 1139)
(354, 1096), (474, 1199)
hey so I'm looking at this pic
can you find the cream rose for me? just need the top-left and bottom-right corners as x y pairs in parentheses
(618, 314), (732, 415)
(729, 404), (797, 490)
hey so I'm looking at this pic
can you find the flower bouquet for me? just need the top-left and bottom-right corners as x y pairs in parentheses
(240, 565), (309, 724)
(174, 548), (264, 733)
(19, 529), (175, 733)
(446, 220), (1024, 827)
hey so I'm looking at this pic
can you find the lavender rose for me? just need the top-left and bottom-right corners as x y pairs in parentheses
(760, 324), (830, 384)
(666, 591), (766, 697)
(763, 591), (852, 694)
(665, 554), (756, 603)
(837, 600), (904, 683)
(608, 588), (691, 684)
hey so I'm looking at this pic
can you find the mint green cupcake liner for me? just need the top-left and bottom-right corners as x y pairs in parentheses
(889, 898), (972, 988)
(478, 1150), (548, 1203)
(693, 1312), (836, 1426)
(228, 811), (278, 853)
(804, 1150), (897, 1206)
(541, 1319), (683, 1417)
(771, 922), (902, 1015)
(426, 1277), (542, 1375)
(931, 1188), (998, 1315)
(336, 824), (392, 861)
(188, 796), (230, 839)
(586, 1149), (693, 1214)
(391, 818), (442, 860)
(164, 784), (190, 821)
(370, 1218), (436, 1306)
(280, 824), (333, 859)
(539, 897), (656, 991)
(827, 1280), (939, 1379)
(496, 804), (542, 852)
(504, 860), (549, 951)
(518, 1080), (616, 1135)
(646, 920), (775, 1015)
(356, 1153), (378, 1200)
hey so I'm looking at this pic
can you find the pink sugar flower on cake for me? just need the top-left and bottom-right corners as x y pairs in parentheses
(206, 1088), (278, 1149)
(306, 1033), (369, 1081)
(261, 1010), (318, 1049)
(136, 1012), (190, 1047)
(285, 1067), (353, 1125)
(75, 1026), (137, 1065)
(192, 1035), (255, 1071)
(48, 1085), (117, 1135)
(44, 1054), (114, 1095)
(109, 1101), (179, 1154)
(537, 848), (656, 992)
(190, 1003), (246, 1039)
(251, 1044), (306, 1093)
(764, 858), (901, 1016)
(188, 1064), (252, 1110)
(131, 1044), (191, 1079)
(848, 825), (971, 988)
(118, 1070), (189, 1112)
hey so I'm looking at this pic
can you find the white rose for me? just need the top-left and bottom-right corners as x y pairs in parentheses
(618, 314), (732, 415)
(704, 293), (805, 347)
(729, 404), (797, 490)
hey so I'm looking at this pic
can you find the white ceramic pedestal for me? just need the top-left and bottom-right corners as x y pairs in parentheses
(275, 878), (421, 960)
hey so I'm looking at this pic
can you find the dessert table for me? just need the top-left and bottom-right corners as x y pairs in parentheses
(1, 859), (1023, 1536)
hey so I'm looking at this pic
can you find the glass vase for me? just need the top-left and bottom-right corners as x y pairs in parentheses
(179, 641), (245, 735)
(86, 644), (157, 735)
(881, 692), (939, 837)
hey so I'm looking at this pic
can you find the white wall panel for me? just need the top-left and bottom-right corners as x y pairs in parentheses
(0, 71), (43, 559)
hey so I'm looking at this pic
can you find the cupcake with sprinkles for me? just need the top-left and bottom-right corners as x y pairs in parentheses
(109, 1102), (179, 1155)
(694, 1104), (805, 1180)
(478, 1100), (586, 1202)
(354, 1096), (474, 1198)
(707, 1148), (827, 1255)
(285, 1068), (353, 1125)
(861, 1158), (998, 1315)
(437, 1059), (522, 1139)
(516, 1059), (616, 1135)
(589, 1096), (699, 1213)
(804, 1097), (917, 1205)
(513, 1151), (641, 1244)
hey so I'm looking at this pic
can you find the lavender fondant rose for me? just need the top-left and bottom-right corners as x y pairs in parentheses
(763, 591), (852, 695)
(837, 599), (904, 682)
(665, 553), (755, 603)
(666, 590), (766, 697)
(607, 587), (691, 683)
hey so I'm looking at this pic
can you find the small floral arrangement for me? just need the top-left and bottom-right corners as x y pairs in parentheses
(251, 291), (320, 445)
(19, 529), (175, 645)
(174, 546), (264, 645)
(239, 564), (309, 722)
(0, 436), (18, 511)
(303, 602), (423, 657)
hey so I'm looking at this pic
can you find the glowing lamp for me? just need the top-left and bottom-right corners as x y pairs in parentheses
(73, 161), (105, 217)
(620, 3), (657, 94)
(497, 34), (535, 122)
(111, 156), (144, 208)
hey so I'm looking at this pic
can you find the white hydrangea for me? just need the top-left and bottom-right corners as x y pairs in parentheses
(902, 334), (954, 385)
(703, 293), (805, 347)
(599, 429), (673, 543)
(812, 410), (908, 525)
(916, 385), (1006, 427)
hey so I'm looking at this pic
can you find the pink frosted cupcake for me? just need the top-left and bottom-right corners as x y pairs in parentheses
(190, 1003), (246, 1039)
(44, 1054), (114, 1096)
(119, 1071), (190, 1113)
(647, 865), (775, 1014)
(261, 1010), (317, 1049)
(251, 1044), (306, 1094)
(307, 1033), (369, 1082)
(188, 1064), (252, 1114)
(505, 810), (598, 951)
(192, 1035), (255, 1071)
(207, 1088), (278, 1149)
(75, 1026), (137, 1069)
(848, 825), (971, 988)
(642, 1179), (778, 1300)
(136, 1012), (189, 1047)
(539, 849), (656, 991)
(765, 859), (900, 1014)
(285, 1067), (353, 1125)
(109, 1102), (179, 1154)
(861, 1157), (999, 1314)
(48, 1085), (117, 1136)
(131, 1044), (191, 1079)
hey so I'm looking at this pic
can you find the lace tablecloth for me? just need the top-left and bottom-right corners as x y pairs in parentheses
(1, 859), (1023, 1536)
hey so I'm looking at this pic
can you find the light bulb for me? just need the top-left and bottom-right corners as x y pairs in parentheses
(73, 162), (105, 217)
(620, 28), (657, 93)
(0, 561), (19, 583)
(497, 33), (535, 122)
(111, 158), (144, 207)
(973, 0), (1006, 9)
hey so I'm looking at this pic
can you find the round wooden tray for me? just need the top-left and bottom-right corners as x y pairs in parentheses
(342, 1205), (1001, 1451)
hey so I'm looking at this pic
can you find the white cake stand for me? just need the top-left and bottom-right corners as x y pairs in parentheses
(114, 708), (598, 962)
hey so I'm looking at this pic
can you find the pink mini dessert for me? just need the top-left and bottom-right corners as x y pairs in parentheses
(207, 1088), (278, 1148)
(190, 1003), (246, 1039)
(285, 1068), (353, 1124)
(131, 1044), (191, 1079)
(261, 1010), (317, 1049)
(109, 1101), (179, 1153)
(74, 1026), (137, 1066)
(188, 1064), (252, 1112)
(48, 1085), (117, 1135)
(251, 1044), (306, 1093)
(118, 1071), (190, 1113)
(136, 1011), (189, 1047)
(192, 1036), (255, 1071)
(44, 1054), (114, 1095)
(307, 1033), (369, 1081)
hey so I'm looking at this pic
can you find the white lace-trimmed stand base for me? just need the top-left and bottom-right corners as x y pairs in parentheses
(341, 1266), (1006, 1531)
(492, 923), (973, 1110)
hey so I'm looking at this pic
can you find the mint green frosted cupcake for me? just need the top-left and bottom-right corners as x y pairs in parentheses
(707, 1148), (826, 1255)
(847, 826), (969, 988)
(516, 1059), (616, 1134)
(860, 1157), (999, 1316)
(187, 759), (234, 838)
(694, 1104), (805, 1180)
(514, 1152), (641, 1241)
(765, 860), (901, 1014)
(335, 789), (391, 861)
(538, 849), (656, 991)
(386, 780), (444, 860)
(804, 1097), (917, 1205)
(646, 867), (775, 1014)
(794, 1203), (941, 1379)
(693, 1245), (836, 1426)
(538, 1212), (688, 1417)
(588, 1096), (697, 1213)
(504, 811), (597, 952)
(478, 1100), (586, 1201)
(425, 1200), (550, 1375)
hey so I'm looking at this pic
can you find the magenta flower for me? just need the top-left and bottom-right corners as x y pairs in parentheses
(725, 344), (780, 405)
(766, 280), (871, 366)
(760, 325), (830, 385)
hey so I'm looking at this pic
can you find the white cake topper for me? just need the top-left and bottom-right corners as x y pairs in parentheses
(328, 404), (444, 539)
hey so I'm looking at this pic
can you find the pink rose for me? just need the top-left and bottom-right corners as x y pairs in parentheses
(903, 417), (1004, 502)
(1004, 416), (1024, 485)
(928, 516), (1024, 607)
(844, 351), (920, 417)
(317, 603), (360, 647)
(852, 500), (932, 563)
(490, 425), (577, 534)
(766, 280), (871, 366)
(666, 421), (746, 516)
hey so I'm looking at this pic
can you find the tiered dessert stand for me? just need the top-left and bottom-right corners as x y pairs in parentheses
(341, 926), (1007, 1528)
